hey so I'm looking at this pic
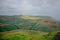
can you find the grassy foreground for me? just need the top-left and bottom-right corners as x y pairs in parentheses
(0, 30), (59, 40)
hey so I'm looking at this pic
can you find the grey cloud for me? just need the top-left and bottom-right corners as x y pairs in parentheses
(0, 0), (60, 21)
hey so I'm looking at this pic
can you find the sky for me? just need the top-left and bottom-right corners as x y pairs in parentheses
(0, 0), (60, 21)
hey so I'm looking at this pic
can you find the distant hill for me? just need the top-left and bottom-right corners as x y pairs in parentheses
(0, 15), (60, 32)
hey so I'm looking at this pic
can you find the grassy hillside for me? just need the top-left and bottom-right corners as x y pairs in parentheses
(0, 30), (58, 40)
(0, 15), (60, 40)
(0, 15), (60, 32)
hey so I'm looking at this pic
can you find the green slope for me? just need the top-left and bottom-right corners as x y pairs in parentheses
(0, 15), (60, 32)
(0, 30), (58, 40)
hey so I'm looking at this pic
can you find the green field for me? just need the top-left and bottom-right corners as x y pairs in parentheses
(0, 30), (59, 40)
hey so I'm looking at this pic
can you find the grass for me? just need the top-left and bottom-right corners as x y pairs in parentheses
(0, 30), (59, 40)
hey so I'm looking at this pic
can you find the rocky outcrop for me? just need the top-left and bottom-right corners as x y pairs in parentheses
(54, 32), (60, 40)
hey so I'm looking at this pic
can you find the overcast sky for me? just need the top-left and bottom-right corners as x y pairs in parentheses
(0, 0), (60, 21)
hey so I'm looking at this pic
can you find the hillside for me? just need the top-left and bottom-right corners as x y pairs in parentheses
(0, 15), (60, 32)
(0, 30), (58, 40)
(0, 15), (60, 40)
